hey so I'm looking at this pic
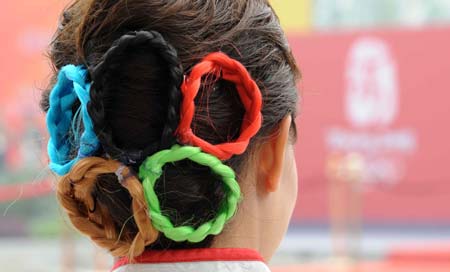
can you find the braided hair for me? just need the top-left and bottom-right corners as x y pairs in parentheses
(57, 157), (158, 258)
(89, 31), (183, 165)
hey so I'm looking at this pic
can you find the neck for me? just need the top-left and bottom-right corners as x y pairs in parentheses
(211, 200), (261, 253)
(211, 180), (278, 262)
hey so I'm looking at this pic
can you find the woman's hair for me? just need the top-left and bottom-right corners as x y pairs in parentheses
(41, 0), (299, 258)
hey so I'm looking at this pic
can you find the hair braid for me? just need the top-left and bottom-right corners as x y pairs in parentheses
(88, 31), (183, 165)
(57, 157), (159, 258)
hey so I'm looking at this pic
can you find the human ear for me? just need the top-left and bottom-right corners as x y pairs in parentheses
(258, 115), (292, 192)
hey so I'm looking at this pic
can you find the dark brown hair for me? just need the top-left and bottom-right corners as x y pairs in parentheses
(42, 0), (299, 257)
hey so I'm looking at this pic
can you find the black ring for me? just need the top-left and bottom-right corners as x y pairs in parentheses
(88, 30), (183, 165)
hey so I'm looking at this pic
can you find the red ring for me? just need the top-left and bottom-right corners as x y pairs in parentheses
(177, 52), (263, 160)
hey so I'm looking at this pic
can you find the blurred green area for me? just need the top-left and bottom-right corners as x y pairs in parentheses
(0, 189), (60, 237)
(313, 0), (450, 30)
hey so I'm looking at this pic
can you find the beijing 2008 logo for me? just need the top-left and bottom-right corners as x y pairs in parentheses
(345, 37), (398, 128)
(325, 36), (417, 186)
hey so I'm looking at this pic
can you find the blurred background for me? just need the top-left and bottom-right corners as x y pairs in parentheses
(1, 0), (449, 271)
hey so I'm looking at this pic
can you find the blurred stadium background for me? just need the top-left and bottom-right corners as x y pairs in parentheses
(1, 0), (450, 271)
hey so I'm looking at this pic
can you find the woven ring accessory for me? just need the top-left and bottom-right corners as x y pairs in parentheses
(138, 144), (241, 242)
(89, 30), (183, 165)
(46, 65), (100, 175)
(177, 52), (263, 160)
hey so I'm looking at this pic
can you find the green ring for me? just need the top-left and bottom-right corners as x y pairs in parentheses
(138, 145), (241, 242)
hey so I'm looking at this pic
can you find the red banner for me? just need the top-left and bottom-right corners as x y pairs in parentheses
(290, 27), (450, 223)
(0, 180), (53, 202)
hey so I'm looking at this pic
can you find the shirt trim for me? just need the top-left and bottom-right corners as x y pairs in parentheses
(111, 248), (265, 271)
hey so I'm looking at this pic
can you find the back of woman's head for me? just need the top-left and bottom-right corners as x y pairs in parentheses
(42, 0), (299, 258)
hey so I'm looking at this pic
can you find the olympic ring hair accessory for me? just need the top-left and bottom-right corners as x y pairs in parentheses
(138, 144), (241, 242)
(177, 52), (262, 160)
(89, 30), (183, 165)
(57, 157), (158, 257)
(46, 65), (100, 176)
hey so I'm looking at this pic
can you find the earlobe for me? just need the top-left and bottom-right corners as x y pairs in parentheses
(258, 115), (292, 193)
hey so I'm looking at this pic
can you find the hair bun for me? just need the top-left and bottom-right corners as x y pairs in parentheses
(88, 30), (183, 165)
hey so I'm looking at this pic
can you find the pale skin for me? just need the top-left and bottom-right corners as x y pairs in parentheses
(212, 115), (298, 261)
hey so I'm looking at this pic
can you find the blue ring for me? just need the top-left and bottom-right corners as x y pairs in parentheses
(46, 65), (100, 175)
